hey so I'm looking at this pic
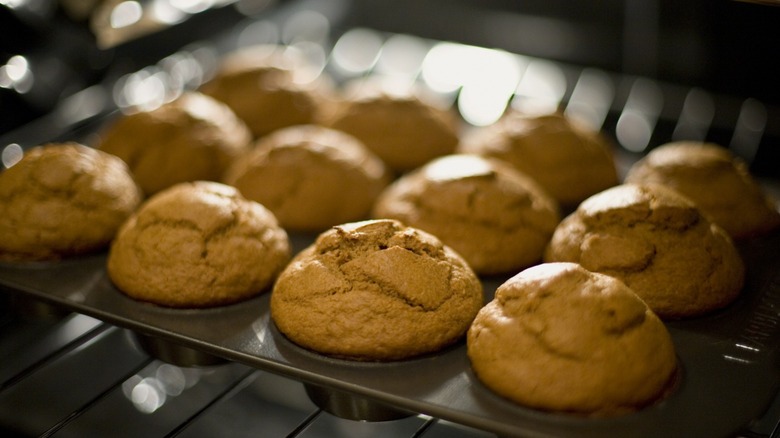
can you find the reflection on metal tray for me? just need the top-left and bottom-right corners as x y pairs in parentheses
(1, 4), (780, 436)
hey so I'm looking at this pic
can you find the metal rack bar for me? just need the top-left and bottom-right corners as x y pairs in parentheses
(0, 321), (113, 394)
(771, 416), (780, 438)
(285, 408), (324, 438)
(1, 308), (476, 438)
(412, 417), (439, 437)
(164, 368), (259, 438)
(38, 356), (156, 438)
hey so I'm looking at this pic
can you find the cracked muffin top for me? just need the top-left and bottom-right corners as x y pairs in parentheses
(544, 183), (745, 319)
(224, 124), (390, 232)
(98, 91), (252, 196)
(467, 262), (678, 416)
(326, 90), (460, 173)
(270, 219), (484, 361)
(199, 44), (332, 138)
(459, 111), (619, 207)
(107, 181), (290, 308)
(0, 143), (142, 261)
(372, 154), (561, 275)
(625, 141), (780, 239)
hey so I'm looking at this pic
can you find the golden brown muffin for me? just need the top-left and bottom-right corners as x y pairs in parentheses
(107, 181), (290, 308)
(544, 184), (745, 319)
(224, 125), (390, 232)
(199, 44), (331, 138)
(372, 154), (561, 275)
(459, 111), (619, 207)
(270, 219), (484, 361)
(467, 262), (678, 416)
(625, 141), (780, 239)
(0, 143), (142, 261)
(98, 91), (251, 196)
(326, 89), (460, 173)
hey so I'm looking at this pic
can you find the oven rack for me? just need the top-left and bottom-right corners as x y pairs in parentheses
(0, 303), (495, 438)
(2, 308), (778, 438)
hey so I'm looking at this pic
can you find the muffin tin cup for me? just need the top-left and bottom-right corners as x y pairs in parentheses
(7, 291), (71, 322)
(129, 331), (229, 368)
(304, 383), (414, 421)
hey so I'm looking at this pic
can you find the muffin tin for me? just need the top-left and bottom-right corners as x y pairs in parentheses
(1, 226), (779, 437)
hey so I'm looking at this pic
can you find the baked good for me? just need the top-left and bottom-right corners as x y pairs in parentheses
(270, 219), (483, 361)
(625, 141), (780, 239)
(98, 91), (251, 195)
(459, 111), (619, 207)
(467, 262), (678, 416)
(107, 181), (290, 308)
(544, 183), (745, 319)
(224, 125), (390, 232)
(0, 143), (142, 261)
(372, 154), (560, 275)
(326, 89), (460, 173)
(199, 44), (330, 138)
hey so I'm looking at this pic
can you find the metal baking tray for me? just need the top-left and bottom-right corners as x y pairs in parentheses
(1, 225), (779, 437)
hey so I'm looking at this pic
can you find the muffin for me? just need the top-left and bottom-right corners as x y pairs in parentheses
(459, 111), (619, 207)
(467, 262), (678, 416)
(107, 181), (290, 308)
(0, 143), (142, 261)
(224, 125), (390, 232)
(326, 89), (460, 173)
(625, 141), (780, 239)
(98, 92), (251, 196)
(372, 154), (560, 275)
(270, 219), (483, 361)
(544, 184), (745, 319)
(199, 44), (330, 138)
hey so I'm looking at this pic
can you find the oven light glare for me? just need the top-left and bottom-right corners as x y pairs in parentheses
(331, 28), (383, 76)
(722, 354), (753, 365)
(564, 68), (614, 131)
(156, 364), (187, 396)
(458, 85), (510, 127)
(2, 143), (23, 169)
(0, 0), (26, 8)
(374, 34), (429, 79)
(615, 109), (653, 153)
(1, 55), (28, 82)
(236, 19), (279, 48)
(110, 1), (143, 29)
(151, 0), (188, 24)
(0, 55), (34, 94)
(282, 9), (330, 45)
(511, 59), (566, 115)
(122, 365), (206, 414)
(170, 0), (212, 14)
(115, 68), (172, 111)
(131, 377), (167, 413)
(735, 343), (761, 353)
(421, 43), (464, 94)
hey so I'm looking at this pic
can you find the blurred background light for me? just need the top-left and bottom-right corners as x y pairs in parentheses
(110, 1), (143, 29)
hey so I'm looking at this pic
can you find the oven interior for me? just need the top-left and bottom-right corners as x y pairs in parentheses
(1, 1), (780, 437)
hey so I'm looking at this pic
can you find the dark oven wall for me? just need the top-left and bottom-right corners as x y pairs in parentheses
(343, 0), (780, 108)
